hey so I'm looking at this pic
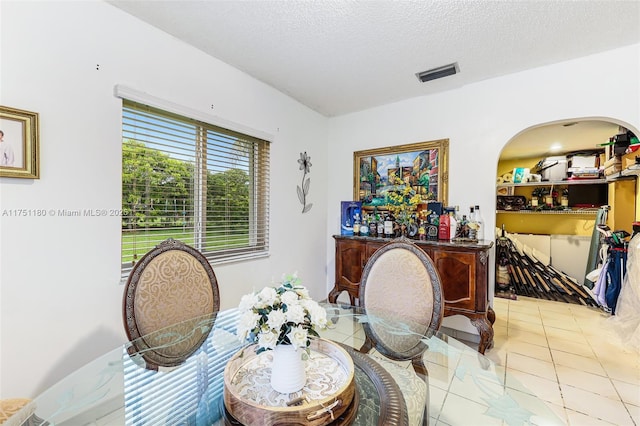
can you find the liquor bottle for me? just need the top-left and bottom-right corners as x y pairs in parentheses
(353, 213), (361, 236)
(457, 214), (468, 238)
(408, 213), (419, 238)
(376, 212), (384, 237)
(360, 214), (369, 237)
(383, 212), (394, 238)
(418, 219), (427, 240)
(467, 207), (478, 240)
(446, 210), (455, 240)
(427, 210), (439, 240)
(429, 210), (440, 227)
(496, 224), (510, 292)
(474, 205), (485, 241)
(390, 211), (399, 237)
(369, 208), (378, 237)
(369, 214), (377, 237)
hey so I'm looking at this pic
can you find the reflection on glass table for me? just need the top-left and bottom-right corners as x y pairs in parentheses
(22, 304), (564, 426)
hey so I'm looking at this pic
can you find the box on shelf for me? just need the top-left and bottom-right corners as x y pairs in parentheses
(604, 163), (623, 176)
(604, 156), (622, 168)
(599, 153), (606, 167)
(569, 154), (598, 169)
(497, 186), (514, 196)
(427, 201), (443, 216)
(534, 156), (567, 181)
(340, 201), (361, 236)
(622, 149), (640, 170)
(571, 167), (601, 179)
(512, 167), (530, 183)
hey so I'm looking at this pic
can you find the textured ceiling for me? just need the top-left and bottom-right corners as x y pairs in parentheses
(108, 0), (640, 118)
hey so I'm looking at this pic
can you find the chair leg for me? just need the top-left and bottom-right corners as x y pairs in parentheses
(422, 405), (429, 425)
(413, 359), (430, 425)
(422, 377), (430, 425)
(359, 335), (374, 354)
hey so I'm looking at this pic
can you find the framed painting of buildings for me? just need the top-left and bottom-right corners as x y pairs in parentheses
(353, 139), (449, 209)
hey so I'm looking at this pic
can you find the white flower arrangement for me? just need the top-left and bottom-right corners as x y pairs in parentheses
(237, 273), (329, 354)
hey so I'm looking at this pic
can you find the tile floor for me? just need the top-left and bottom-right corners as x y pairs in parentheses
(488, 296), (639, 426)
(322, 296), (639, 425)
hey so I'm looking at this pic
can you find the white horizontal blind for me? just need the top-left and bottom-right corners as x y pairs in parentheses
(123, 310), (242, 425)
(122, 100), (270, 271)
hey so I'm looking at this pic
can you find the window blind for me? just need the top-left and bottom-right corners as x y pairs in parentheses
(122, 100), (269, 272)
(123, 310), (242, 425)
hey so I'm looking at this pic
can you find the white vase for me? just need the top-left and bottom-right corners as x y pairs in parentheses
(270, 344), (306, 394)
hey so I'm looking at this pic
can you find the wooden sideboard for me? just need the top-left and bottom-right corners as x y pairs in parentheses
(329, 235), (495, 354)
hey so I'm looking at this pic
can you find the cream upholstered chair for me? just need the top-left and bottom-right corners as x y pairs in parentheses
(0, 399), (37, 426)
(358, 237), (444, 426)
(123, 238), (220, 370)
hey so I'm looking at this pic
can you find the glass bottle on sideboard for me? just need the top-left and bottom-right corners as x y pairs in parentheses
(474, 205), (485, 240)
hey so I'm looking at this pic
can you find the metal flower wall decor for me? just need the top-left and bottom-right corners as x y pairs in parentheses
(297, 152), (312, 213)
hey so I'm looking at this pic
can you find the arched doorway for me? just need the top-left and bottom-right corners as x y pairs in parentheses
(494, 118), (638, 303)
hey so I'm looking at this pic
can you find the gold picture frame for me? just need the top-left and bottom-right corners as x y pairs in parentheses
(353, 139), (449, 208)
(0, 105), (40, 179)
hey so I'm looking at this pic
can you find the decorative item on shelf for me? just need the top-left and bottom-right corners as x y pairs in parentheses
(541, 187), (553, 207)
(527, 187), (567, 211)
(496, 195), (527, 211)
(561, 188), (569, 208)
(340, 201), (361, 236)
(297, 152), (313, 213)
(531, 187), (545, 208)
(237, 274), (330, 394)
(386, 175), (424, 237)
(512, 167), (529, 183)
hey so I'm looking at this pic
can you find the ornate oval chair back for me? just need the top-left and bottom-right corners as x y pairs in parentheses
(122, 238), (220, 370)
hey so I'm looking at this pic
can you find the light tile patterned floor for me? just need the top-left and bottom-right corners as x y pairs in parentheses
(487, 296), (639, 426)
(321, 297), (640, 425)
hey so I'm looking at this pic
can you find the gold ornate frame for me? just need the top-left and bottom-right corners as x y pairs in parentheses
(353, 139), (449, 208)
(0, 105), (40, 179)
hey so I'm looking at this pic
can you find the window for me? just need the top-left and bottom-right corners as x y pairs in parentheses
(121, 100), (270, 271)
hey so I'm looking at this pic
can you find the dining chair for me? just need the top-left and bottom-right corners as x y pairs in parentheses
(358, 237), (444, 426)
(122, 238), (221, 370)
(0, 398), (37, 426)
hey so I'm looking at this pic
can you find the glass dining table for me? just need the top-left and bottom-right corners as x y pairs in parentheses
(23, 304), (564, 426)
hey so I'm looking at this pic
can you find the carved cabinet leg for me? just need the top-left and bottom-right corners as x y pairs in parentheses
(328, 286), (341, 304)
(487, 306), (496, 325)
(471, 314), (494, 355)
(328, 286), (358, 306)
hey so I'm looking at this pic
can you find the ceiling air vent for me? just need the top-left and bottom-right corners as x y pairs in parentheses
(416, 62), (459, 83)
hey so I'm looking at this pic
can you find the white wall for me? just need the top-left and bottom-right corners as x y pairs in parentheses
(0, 1), (328, 398)
(325, 43), (640, 333)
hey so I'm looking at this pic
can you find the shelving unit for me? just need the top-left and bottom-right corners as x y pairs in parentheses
(497, 178), (606, 188)
(496, 178), (606, 236)
(606, 165), (640, 180)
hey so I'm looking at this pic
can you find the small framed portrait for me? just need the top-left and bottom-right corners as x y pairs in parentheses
(0, 105), (40, 179)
